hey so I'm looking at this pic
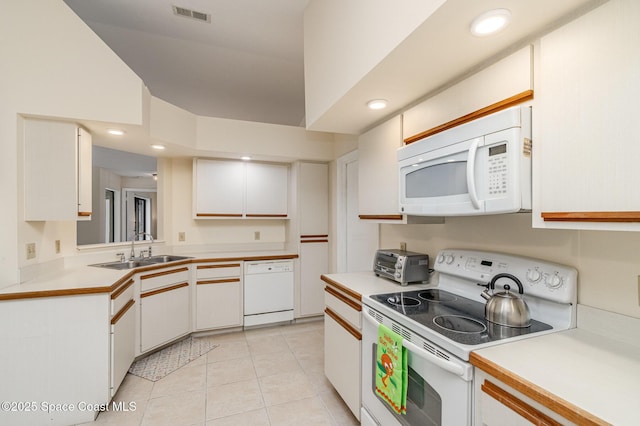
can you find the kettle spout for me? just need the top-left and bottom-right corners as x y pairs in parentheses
(480, 289), (492, 301)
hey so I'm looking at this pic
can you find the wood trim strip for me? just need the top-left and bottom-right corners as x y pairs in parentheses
(0, 285), (113, 301)
(77, 211), (92, 217)
(197, 278), (241, 285)
(325, 286), (362, 312)
(196, 213), (243, 217)
(470, 352), (610, 426)
(111, 299), (135, 325)
(140, 266), (189, 281)
(192, 254), (298, 264)
(541, 211), (640, 222)
(110, 278), (134, 300)
(325, 307), (362, 340)
(197, 263), (241, 269)
(300, 234), (329, 238)
(404, 90), (534, 144)
(321, 274), (362, 302)
(140, 282), (189, 298)
(300, 239), (329, 243)
(359, 214), (404, 221)
(245, 214), (288, 218)
(481, 380), (562, 426)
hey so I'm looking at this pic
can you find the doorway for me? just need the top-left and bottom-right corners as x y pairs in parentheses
(336, 151), (379, 272)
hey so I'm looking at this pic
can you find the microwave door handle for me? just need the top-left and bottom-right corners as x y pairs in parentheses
(467, 138), (481, 210)
(362, 308), (471, 381)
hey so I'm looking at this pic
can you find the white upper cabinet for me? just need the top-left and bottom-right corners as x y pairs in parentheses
(403, 46), (533, 143)
(534, 0), (640, 230)
(358, 115), (403, 221)
(193, 158), (289, 219)
(24, 118), (92, 221)
(245, 162), (289, 217)
(298, 162), (329, 235)
(194, 159), (245, 217)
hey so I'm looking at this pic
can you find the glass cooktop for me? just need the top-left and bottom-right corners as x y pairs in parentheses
(369, 289), (552, 345)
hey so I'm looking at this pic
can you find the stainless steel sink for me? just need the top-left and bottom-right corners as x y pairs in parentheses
(146, 255), (191, 263)
(90, 255), (191, 270)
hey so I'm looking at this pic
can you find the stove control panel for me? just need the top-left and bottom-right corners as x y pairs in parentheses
(435, 249), (577, 304)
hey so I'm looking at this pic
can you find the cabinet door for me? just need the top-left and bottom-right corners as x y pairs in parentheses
(324, 311), (361, 420)
(77, 127), (92, 219)
(535, 1), (640, 228)
(358, 115), (403, 220)
(111, 300), (135, 397)
(194, 159), (245, 217)
(299, 241), (328, 317)
(140, 283), (190, 352)
(196, 279), (242, 330)
(24, 119), (80, 221)
(299, 162), (329, 235)
(245, 162), (289, 217)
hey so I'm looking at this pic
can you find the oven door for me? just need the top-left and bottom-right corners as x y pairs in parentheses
(361, 308), (473, 426)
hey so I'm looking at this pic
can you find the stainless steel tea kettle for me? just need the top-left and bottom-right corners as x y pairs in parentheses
(480, 273), (531, 328)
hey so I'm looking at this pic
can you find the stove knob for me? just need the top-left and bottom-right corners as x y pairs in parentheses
(437, 254), (445, 263)
(526, 269), (542, 283)
(445, 255), (455, 264)
(545, 274), (563, 289)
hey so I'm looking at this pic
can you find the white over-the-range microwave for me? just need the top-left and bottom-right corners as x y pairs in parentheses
(398, 105), (532, 216)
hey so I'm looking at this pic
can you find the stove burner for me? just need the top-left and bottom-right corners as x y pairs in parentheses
(433, 315), (487, 334)
(386, 295), (421, 307)
(418, 289), (458, 303)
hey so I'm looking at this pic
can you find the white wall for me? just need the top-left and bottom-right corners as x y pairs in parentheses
(1, 0), (144, 287)
(380, 214), (640, 319)
(303, 0), (446, 128)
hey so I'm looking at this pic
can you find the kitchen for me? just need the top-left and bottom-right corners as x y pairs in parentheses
(1, 0), (640, 425)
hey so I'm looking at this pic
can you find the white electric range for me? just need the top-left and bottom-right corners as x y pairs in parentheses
(360, 249), (578, 426)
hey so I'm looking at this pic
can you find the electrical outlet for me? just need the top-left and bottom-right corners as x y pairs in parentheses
(26, 243), (36, 260)
(400, 242), (407, 251)
(178, 232), (186, 242)
(254, 231), (261, 241)
(55, 240), (61, 254)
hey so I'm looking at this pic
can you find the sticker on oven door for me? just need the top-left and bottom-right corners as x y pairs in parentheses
(523, 138), (532, 157)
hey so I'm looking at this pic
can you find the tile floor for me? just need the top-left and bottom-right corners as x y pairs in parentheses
(80, 320), (360, 426)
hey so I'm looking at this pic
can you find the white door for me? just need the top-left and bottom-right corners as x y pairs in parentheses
(337, 151), (379, 272)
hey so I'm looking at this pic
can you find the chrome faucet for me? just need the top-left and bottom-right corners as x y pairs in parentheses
(130, 232), (154, 259)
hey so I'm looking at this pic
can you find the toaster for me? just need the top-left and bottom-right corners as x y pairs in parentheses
(373, 249), (430, 285)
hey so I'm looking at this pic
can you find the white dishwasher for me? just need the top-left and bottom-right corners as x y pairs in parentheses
(244, 260), (294, 327)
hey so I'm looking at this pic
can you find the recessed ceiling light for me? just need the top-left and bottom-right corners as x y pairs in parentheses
(470, 9), (511, 36)
(367, 99), (388, 110)
(240, 156), (252, 161)
(151, 144), (166, 150)
(107, 129), (125, 136)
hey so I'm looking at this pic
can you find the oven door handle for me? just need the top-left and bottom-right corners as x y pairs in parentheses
(363, 309), (471, 381)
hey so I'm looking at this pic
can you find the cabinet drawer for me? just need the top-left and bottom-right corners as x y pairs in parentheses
(140, 266), (189, 292)
(110, 278), (135, 316)
(325, 286), (361, 330)
(196, 263), (242, 280)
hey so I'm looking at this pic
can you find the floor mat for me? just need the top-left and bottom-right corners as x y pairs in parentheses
(128, 336), (219, 381)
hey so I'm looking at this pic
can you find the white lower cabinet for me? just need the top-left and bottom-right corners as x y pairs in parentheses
(195, 262), (243, 330)
(474, 369), (573, 426)
(140, 282), (190, 353)
(111, 300), (135, 397)
(110, 278), (136, 397)
(323, 283), (361, 420)
(299, 241), (329, 317)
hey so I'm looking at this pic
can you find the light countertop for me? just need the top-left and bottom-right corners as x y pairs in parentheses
(0, 250), (298, 300)
(320, 271), (435, 300)
(472, 322), (640, 425)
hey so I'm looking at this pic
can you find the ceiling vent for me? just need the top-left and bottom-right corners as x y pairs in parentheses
(172, 5), (211, 23)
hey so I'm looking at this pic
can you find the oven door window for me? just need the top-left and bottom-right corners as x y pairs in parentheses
(372, 343), (442, 426)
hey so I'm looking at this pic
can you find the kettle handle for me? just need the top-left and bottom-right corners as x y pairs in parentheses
(489, 273), (524, 294)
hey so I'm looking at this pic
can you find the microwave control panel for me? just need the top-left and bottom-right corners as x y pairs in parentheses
(487, 143), (508, 196)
